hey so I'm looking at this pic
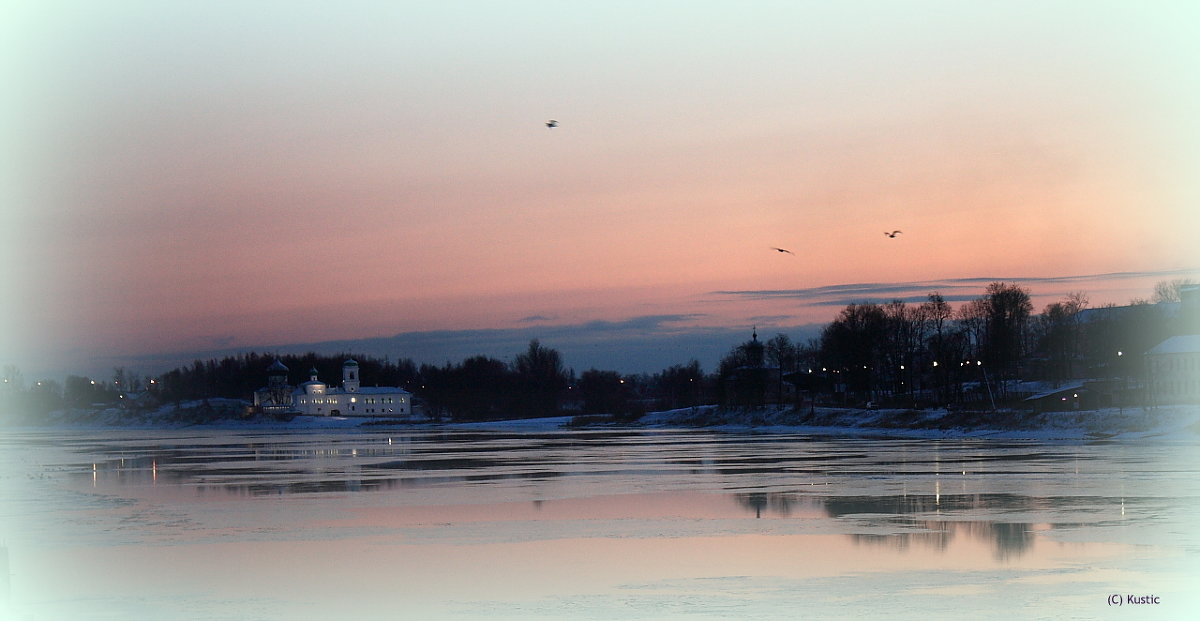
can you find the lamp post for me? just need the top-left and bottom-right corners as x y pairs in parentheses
(965, 360), (996, 411)
(1116, 350), (1124, 413)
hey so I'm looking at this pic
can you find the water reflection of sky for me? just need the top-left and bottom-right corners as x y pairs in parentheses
(3, 429), (1198, 620)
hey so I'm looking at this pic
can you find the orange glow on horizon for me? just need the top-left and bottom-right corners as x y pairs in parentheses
(5, 2), (1198, 377)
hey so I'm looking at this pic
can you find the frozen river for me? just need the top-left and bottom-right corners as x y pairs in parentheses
(1, 427), (1197, 620)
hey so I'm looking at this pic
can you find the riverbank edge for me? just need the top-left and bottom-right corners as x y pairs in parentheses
(5, 401), (1200, 441)
(630, 404), (1200, 441)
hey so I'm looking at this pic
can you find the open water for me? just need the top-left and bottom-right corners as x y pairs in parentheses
(0, 427), (1197, 620)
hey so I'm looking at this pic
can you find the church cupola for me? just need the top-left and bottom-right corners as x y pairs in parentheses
(302, 366), (326, 396)
(266, 359), (289, 388)
(745, 326), (765, 367)
(342, 359), (360, 393)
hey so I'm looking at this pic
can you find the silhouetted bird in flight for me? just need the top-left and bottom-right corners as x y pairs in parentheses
(884, 230), (902, 238)
(771, 247), (795, 255)
(545, 120), (558, 128)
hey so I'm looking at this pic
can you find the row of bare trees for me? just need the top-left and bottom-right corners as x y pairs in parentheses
(418, 340), (569, 420)
(720, 279), (1195, 408)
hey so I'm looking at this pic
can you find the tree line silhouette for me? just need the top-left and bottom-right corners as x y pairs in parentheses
(718, 280), (1196, 409)
(3, 279), (1194, 422)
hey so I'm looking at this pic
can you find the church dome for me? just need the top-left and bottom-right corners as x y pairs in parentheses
(343, 359), (359, 367)
(267, 359), (289, 374)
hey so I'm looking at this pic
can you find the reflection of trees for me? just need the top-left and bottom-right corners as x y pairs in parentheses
(850, 524), (953, 552)
(967, 520), (1034, 561)
(847, 520), (1035, 560)
(740, 492), (769, 518)
(821, 493), (1037, 559)
(733, 492), (813, 518)
(729, 492), (1045, 559)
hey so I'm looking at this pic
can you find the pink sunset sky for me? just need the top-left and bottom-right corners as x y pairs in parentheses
(4, 2), (1198, 379)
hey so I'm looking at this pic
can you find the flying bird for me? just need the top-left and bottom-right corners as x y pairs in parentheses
(771, 247), (795, 255)
(545, 120), (558, 128)
(884, 230), (902, 238)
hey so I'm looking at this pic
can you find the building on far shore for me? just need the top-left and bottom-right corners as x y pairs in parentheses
(252, 359), (413, 417)
(1145, 334), (1200, 405)
(252, 359), (295, 416)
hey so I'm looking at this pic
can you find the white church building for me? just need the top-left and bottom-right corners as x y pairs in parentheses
(254, 359), (413, 417)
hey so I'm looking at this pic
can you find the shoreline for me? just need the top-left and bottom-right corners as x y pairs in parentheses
(634, 403), (1200, 441)
(5, 402), (1200, 442)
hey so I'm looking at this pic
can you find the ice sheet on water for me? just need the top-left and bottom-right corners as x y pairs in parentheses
(449, 567), (1167, 621)
(3, 428), (1198, 621)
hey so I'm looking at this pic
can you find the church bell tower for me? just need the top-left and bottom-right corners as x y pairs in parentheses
(342, 359), (360, 393)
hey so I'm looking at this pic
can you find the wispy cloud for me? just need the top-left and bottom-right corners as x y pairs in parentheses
(712, 268), (1200, 307)
(747, 315), (798, 324)
(569, 314), (707, 334)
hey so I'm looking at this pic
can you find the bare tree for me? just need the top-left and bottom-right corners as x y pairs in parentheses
(957, 297), (989, 362)
(820, 303), (888, 401)
(980, 282), (1034, 395)
(513, 340), (568, 418)
(919, 293), (955, 404)
(766, 334), (798, 404)
(882, 300), (924, 398)
(1152, 278), (1196, 304)
(654, 360), (704, 410)
(765, 334), (797, 371)
(1036, 292), (1088, 384)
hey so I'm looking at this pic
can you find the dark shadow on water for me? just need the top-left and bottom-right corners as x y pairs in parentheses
(734, 491), (1097, 560)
